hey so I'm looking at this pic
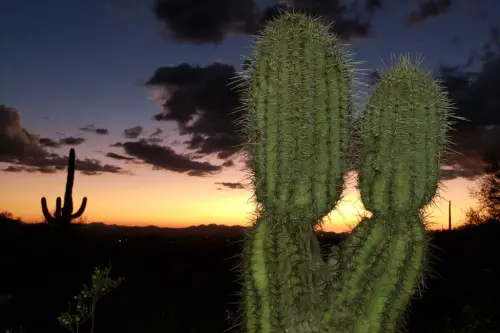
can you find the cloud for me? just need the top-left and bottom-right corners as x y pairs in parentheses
(152, 0), (260, 44)
(364, 0), (383, 13)
(406, 0), (453, 25)
(215, 181), (245, 190)
(150, 0), (470, 46)
(147, 62), (243, 161)
(0, 104), (47, 161)
(150, 127), (163, 137)
(146, 137), (164, 144)
(440, 125), (500, 180)
(123, 125), (144, 139)
(106, 152), (135, 161)
(119, 139), (223, 176)
(152, 0), (377, 45)
(59, 137), (86, 146)
(79, 124), (109, 135)
(2, 165), (58, 174)
(0, 105), (125, 175)
(144, 1), (500, 183)
(39, 136), (90, 148)
(39, 137), (61, 148)
(184, 133), (240, 159)
(146, 50), (500, 182)
(1, 152), (127, 176)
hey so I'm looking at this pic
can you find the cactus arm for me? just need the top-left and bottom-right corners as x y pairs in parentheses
(41, 197), (56, 224)
(71, 197), (87, 219)
(243, 217), (271, 333)
(55, 197), (62, 219)
(41, 197), (62, 224)
(357, 55), (455, 214)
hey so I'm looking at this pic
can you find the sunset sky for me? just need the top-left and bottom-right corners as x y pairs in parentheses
(1, 0), (499, 232)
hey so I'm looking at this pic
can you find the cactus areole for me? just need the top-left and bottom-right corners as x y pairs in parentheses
(234, 10), (458, 333)
(41, 148), (87, 226)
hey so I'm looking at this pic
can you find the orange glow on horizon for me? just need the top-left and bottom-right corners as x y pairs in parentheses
(0, 168), (479, 233)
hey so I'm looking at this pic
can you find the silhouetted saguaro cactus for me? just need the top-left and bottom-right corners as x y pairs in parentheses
(41, 148), (87, 226)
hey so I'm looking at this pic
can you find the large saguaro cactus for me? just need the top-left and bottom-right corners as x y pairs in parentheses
(41, 148), (87, 226)
(233, 10), (459, 333)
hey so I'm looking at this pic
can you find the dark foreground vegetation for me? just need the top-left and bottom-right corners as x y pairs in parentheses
(1, 217), (500, 333)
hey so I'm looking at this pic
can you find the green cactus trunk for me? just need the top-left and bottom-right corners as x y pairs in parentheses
(243, 214), (327, 333)
(235, 10), (458, 333)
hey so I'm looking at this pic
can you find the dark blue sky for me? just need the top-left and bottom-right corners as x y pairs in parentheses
(1, 0), (496, 138)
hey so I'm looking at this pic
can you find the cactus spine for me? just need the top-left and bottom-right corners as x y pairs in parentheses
(41, 148), (87, 226)
(235, 10), (457, 333)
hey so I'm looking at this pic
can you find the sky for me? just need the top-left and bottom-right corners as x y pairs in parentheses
(1, 0), (499, 232)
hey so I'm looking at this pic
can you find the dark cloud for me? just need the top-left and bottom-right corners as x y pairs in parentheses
(0, 104), (47, 161)
(106, 152), (135, 161)
(39, 136), (88, 148)
(438, 125), (500, 180)
(146, 49), (500, 183)
(152, 0), (377, 45)
(215, 181), (245, 190)
(76, 158), (126, 176)
(1, 152), (126, 176)
(144, 0), (499, 183)
(123, 125), (144, 139)
(120, 139), (223, 176)
(153, 0), (260, 44)
(59, 137), (86, 146)
(2, 165), (57, 174)
(146, 137), (164, 144)
(184, 132), (240, 159)
(39, 137), (61, 148)
(439, 39), (500, 127)
(79, 124), (109, 135)
(150, 127), (163, 137)
(95, 128), (109, 135)
(364, 0), (383, 13)
(147, 62), (243, 161)
(150, 0), (470, 47)
(2, 151), (127, 176)
(427, 44), (500, 180)
(0, 105), (125, 175)
(406, 0), (453, 25)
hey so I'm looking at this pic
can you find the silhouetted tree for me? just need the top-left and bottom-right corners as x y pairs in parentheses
(0, 210), (14, 220)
